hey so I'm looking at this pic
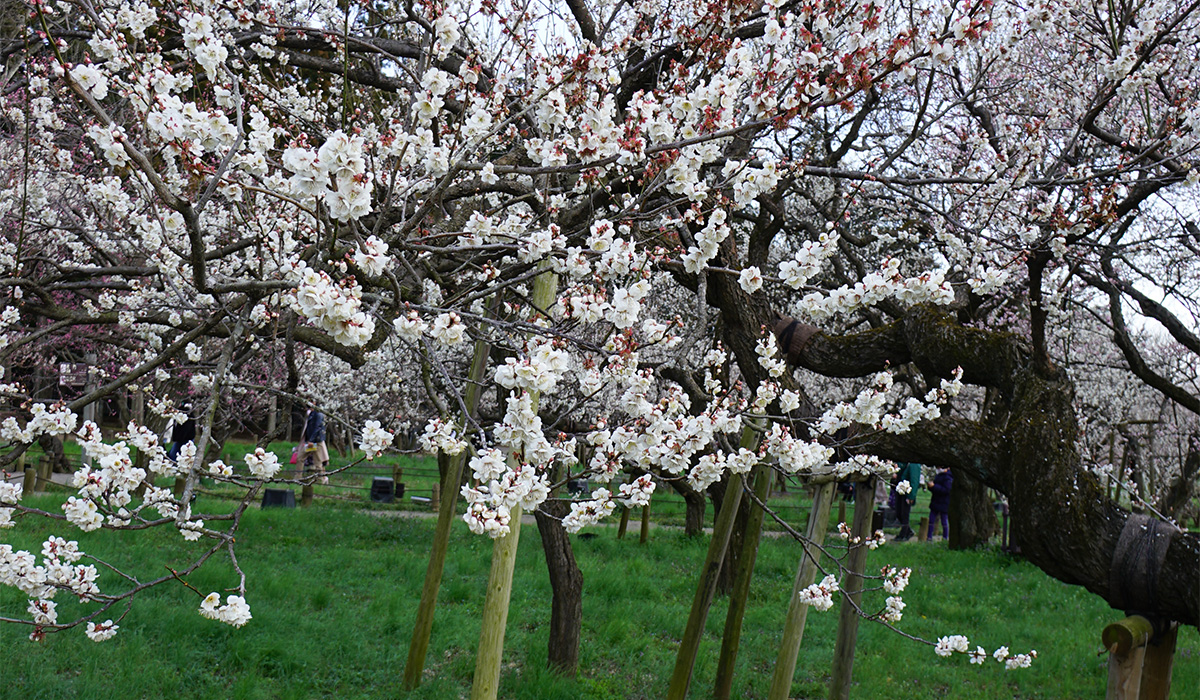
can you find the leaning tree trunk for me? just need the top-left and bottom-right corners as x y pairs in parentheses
(534, 499), (584, 674)
(948, 468), (997, 550)
(770, 306), (1199, 626)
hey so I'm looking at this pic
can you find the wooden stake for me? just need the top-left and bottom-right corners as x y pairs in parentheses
(714, 465), (774, 700)
(1139, 624), (1178, 700)
(470, 504), (523, 700)
(827, 480), (876, 700)
(666, 426), (760, 700)
(404, 324), (493, 690)
(917, 516), (929, 542)
(639, 503), (651, 544)
(768, 481), (835, 700)
(300, 483), (313, 507)
(468, 266), (556, 700)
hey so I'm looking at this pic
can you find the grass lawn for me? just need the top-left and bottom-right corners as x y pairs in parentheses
(1, 491), (1196, 699)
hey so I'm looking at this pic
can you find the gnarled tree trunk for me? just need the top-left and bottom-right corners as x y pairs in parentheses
(534, 499), (584, 675)
(770, 306), (1199, 626)
(948, 468), (997, 550)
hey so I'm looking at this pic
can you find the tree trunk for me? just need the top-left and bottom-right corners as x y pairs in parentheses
(771, 306), (1200, 626)
(668, 478), (707, 537)
(948, 468), (997, 550)
(534, 500), (583, 675)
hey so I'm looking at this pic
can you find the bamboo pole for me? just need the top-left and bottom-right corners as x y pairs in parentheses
(828, 480), (876, 700)
(666, 426), (760, 700)
(768, 481), (836, 700)
(468, 267), (557, 700)
(714, 464), (774, 700)
(404, 325), (493, 690)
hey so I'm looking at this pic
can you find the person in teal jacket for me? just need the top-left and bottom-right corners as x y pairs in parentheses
(894, 462), (921, 541)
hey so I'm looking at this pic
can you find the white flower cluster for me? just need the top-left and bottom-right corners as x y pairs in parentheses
(816, 369), (963, 436)
(755, 333), (787, 379)
(244, 448), (281, 480)
(935, 634), (971, 657)
(282, 130), (373, 222)
(882, 566), (911, 594)
(617, 474), (656, 508)
(0, 536), (102, 638)
(797, 574), (840, 612)
(419, 418), (469, 456)
(681, 209), (730, 273)
(288, 262), (375, 347)
(882, 595), (906, 623)
(86, 620), (119, 642)
(354, 236), (391, 277)
(199, 592), (252, 627)
(795, 258), (956, 321)
(494, 338), (572, 394)
(562, 487), (617, 533)
(461, 461), (551, 538)
(993, 646), (1037, 669)
(937, 636), (1037, 669)
(779, 232), (840, 289)
(430, 312), (467, 346)
(0, 403), (79, 443)
(179, 13), (233, 80)
(359, 421), (394, 460)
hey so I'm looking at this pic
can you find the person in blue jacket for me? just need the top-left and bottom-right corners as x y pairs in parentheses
(926, 466), (953, 541)
(302, 406), (329, 483)
(894, 461), (921, 541)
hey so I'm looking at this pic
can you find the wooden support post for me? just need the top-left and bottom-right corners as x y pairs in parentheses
(827, 480), (876, 700)
(714, 465), (774, 700)
(769, 481), (836, 700)
(617, 506), (630, 539)
(1139, 624), (1178, 700)
(666, 426), (761, 700)
(300, 483), (314, 507)
(430, 482), (440, 512)
(468, 268), (555, 700)
(837, 500), (846, 526)
(639, 503), (651, 544)
(470, 503), (523, 700)
(23, 466), (36, 495)
(917, 516), (929, 542)
(37, 456), (51, 489)
(173, 476), (186, 499)
(1103, 616), (1177, 700)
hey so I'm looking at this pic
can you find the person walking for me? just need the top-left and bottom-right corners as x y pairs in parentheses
(893, 461), (921, 541)
(302, 406), (329, 483)
(166, 403), (196, 462)
(927, 466), (953, 541)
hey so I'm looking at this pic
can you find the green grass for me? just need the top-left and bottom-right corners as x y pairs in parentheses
(1, 492), (1196, 699)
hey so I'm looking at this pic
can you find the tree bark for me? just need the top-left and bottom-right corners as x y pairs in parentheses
(948, 468), (997, 550)
(667, 478), (707, 537)
(534, 500), (584, 675)
(771, 306), (1200, 626)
